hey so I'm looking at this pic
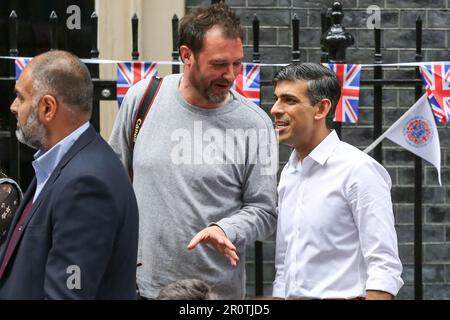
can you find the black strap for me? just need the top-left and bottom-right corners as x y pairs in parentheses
(131, 76), (162, 151)
(128, 76), (162, 180)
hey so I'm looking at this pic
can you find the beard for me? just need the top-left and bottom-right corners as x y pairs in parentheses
(15, 103), (48, 150)
(190, 63), (232, 104)
(204, 81), (231, 103)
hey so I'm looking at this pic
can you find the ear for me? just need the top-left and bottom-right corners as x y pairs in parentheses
(179, 45), (193, 66)
(314, 99), (332, 121)
(39, 95), (58, 124)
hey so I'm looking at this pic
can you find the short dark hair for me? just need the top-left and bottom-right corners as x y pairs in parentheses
(28, 50), (93, 114)
(157, 279), (218, 300)
(273, 62), (341, 128)
(179, 2), (244, 58)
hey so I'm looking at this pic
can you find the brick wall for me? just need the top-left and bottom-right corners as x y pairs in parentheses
(186, 0), (450, 299)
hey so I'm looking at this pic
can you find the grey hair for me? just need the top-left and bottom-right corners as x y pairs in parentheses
(273, 62), (341, 128)
(157, 279), (218, 300)
(28, 50), (93, 115)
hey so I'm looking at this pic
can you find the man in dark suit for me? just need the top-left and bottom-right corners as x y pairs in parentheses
(0, 50), (139, 299)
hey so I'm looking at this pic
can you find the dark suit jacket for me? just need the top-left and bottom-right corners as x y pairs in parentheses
(0, 125), (139, 299)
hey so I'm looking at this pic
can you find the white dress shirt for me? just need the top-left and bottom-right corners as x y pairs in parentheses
(273, 131), (403, 299)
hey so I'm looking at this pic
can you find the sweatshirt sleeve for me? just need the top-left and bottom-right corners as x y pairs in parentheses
(214, 115), (278, 246)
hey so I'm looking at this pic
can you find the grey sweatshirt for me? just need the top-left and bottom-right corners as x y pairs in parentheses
(109, 74), (277, 299)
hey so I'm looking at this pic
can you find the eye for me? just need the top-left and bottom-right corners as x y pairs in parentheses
(284, 98), (297, 105)
(14, 91), (24, 102)
(212, 62), (227, 68)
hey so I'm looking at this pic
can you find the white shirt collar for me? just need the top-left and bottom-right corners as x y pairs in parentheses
(287, 130), (340, 170)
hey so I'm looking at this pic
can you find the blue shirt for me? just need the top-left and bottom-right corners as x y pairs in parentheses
(32, 122), (90, 202)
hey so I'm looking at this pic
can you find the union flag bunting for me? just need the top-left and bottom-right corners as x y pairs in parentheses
(116, 61), (158, 106)
(419, 63), (450, 123)
(233, 63), (261, 106)
(323, 63), (361, 123)
(15, 58), (32, 80)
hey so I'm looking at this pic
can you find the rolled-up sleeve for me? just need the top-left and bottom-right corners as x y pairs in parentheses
(348, 160), (404, 296)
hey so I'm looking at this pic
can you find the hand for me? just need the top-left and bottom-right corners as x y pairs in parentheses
(187, 225), (239, 267)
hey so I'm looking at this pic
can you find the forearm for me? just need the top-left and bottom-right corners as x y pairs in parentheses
(215, 206), (276, 245)
(365, 290), (393, 300)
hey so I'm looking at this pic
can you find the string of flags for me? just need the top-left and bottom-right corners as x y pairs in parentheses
(15, 58), (261, 108)
(12, 57), (450, 125)
(12, 56), (448, 185)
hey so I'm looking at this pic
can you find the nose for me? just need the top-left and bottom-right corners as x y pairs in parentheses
(223, 64), (238, 83)
(10, 98), (18, 115)
(271, 99), (283, 117)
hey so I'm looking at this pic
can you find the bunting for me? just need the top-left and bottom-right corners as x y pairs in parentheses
(233, 63), (261, 106)
(323, 63), (361, 123)
(116, 61), (158, 106)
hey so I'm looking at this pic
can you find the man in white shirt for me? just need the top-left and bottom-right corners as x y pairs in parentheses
(271, 63), (403, 300)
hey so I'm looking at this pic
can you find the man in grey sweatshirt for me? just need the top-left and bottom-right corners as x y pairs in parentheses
(109, 3), (277, 299)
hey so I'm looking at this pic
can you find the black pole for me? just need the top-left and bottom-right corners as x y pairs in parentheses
(9, 11), (18, 57)
(8, 10), (19, 183)
(320, 8), (329, 63)
(252, 15), (260, 63)
(325, 7), (332, 33)
(49, 11), (58, 50)
(172, 14), (180, 74)
(90, 12), (99, 59)
(414, 16), (423, 301)
(89, 12), (100, 131)
(251, 14), (263, 297)
(131, 14), (139, 61)
(292, 14), (300, 62)
(320, 2), (355, 139)
(373, 28), (383, 163)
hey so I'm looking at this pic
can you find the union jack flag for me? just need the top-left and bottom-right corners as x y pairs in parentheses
(15, 58), (32, 80)
(323, 63), (361, 123)
(419, 63), (450, 123)
(233, 63), (261, 106)
(117, 61), (158, 106)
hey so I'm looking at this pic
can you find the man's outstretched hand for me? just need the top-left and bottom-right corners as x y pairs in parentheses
(187, 225), (239, 267)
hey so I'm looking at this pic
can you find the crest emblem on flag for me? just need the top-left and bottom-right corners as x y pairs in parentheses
(233, 63), (261, 106)
(323, 63), (361, 123)
(404, 117), (433, 147)
(117, 62), (158, 106)
(364, 94), (442, 185)
(419, 63), (450, 123)
(15, 58), (32, 80)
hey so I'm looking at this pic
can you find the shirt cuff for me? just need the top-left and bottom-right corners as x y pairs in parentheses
(272, 280), (286, 299)
(209, 221), (237, 244)
(366, 275), (404, 296)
